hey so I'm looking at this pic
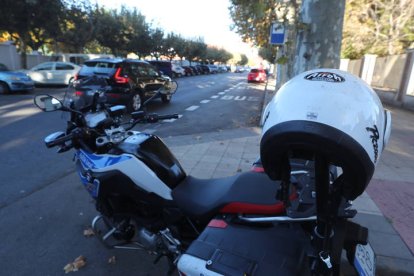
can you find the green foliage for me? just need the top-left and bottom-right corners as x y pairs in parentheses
(341, 0), (414, 58)
(258, 46), (277, 63)
(238, 54), (248, 65)
(0, 1), (235, 64)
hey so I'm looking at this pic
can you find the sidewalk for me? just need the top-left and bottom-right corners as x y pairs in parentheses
(161, 79), (414, 275)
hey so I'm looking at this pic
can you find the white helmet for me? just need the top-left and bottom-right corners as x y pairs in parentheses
(260, 69), (391, 200)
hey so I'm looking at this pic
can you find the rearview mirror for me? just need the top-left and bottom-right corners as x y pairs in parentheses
(34, 94), (63, 112)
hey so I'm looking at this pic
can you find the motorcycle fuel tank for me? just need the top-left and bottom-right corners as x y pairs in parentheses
(116, 132), (186, 189)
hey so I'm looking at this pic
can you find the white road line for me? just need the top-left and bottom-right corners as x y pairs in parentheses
(186, 105), (199, 111)
(218, 92), (225, 95)
(200, 100), (210, 104)
(162, 118), (177, 123)
(142, 129), (156, 134)
(211, 95), (219, 99)
(224, 89), (230, 92)
(178, 114), (183, 118)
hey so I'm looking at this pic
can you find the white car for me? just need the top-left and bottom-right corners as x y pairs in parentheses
(27, 62), (81, 85)
(172, 64), (185, 77)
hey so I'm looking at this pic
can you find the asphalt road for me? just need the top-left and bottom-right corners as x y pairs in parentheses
(0, 71), (266, 275)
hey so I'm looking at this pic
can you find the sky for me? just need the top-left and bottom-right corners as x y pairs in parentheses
(96, 0), (254, 55)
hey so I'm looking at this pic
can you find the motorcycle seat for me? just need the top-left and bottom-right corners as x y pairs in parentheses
(172, 171), (285, 219)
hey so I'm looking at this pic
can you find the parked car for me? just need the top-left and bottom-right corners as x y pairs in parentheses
(207, 65), (218, 73)
(0, 63), (34, 94)
(147, 60), (173, 78)
(199, 65), (210, 74)
(182, 66), (194, 76)
(172, 64), (185, 78)
(189, 66), (201, 75)
(195, 65), (206, 74)
(218, 65), (228, 73)
(247, 68), (267, 83)
(27, 61), (80, 85)
(75, 58), (177, 112)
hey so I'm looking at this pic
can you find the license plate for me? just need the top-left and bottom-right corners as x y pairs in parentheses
(354, 243), (376, 276)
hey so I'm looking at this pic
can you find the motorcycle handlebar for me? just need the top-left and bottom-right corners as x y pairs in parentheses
(45, 132), (74, 148)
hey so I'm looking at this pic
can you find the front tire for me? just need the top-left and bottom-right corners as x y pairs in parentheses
(128, 92), (143, 112)
(0, 82), (10, 94)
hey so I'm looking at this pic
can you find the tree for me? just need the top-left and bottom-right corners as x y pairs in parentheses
(56, 2), (94, 53)
(342, 0), (414, 58)
(238, 54), (248, 66)
(119, 7), (152, 58)
(0, 0), (64, 68)
(93, 8), (127, 56)
(293, 0), (346, 73)
(184, 38), (207, 65)
(229, 0), (346, 85)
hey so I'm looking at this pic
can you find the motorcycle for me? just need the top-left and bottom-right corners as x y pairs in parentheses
(34, 74), (378, 276)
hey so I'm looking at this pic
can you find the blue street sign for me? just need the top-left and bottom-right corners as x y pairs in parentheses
(270, 23), (285, 45)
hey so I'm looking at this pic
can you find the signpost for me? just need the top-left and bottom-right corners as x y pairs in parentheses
(270, 22), (285, 45)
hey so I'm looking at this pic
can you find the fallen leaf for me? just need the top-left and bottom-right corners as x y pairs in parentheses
(83, 227), (95, 237)
(63, 255), (86, 273)
(108, 256), (116, 264)
(236, 168), (242, 172)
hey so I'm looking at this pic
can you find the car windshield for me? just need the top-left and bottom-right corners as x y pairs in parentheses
(250, 69), (259, 73)
(63, 76), (109, 110)
(80, 61), (118, 76)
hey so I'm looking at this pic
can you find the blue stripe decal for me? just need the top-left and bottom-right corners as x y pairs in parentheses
(77, 149), (132, 170)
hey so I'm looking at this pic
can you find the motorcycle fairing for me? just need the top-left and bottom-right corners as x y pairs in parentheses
(76, 149), (174, 200)
(172, 172), (291, 219)
(77, 149), (132, 169)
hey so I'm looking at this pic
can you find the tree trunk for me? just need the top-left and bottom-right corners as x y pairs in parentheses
(19, 37), (28, 69)
(293, 0), (346, 76)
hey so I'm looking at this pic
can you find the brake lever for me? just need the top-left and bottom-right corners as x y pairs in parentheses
(57, 143), (73, 153)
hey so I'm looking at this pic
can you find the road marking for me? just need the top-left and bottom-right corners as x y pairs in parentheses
(218, 92), (225, 95)
(224, 89), (230, 92)
(186, 105), (199, 111)
(142, 129), (156, 134)
(247, 96), (260, 101)
(162, 118), (176, 123)
(234, 96), (247, 100)
(211, 95), (219, 99)
(200, 100), (210, 104)
(221, 95), (234, 100)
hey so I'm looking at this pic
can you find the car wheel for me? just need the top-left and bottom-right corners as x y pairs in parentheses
(68, 77), (74, 85)
(161, 94), (171, 103)
(0, 82), (10, 94)
(128, 92), (143, 112)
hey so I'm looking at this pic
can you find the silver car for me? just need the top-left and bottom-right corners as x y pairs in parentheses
(0, 63), (34, 94)
(27, 62), (80, 85)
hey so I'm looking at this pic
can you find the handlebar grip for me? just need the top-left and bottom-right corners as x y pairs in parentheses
(45, 133), (74, 148)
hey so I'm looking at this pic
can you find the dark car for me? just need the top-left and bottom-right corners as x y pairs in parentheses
(189, 66), (201, 75)
(76, 58), (177, 112)
(199, 65), (210, 74)
(182, 66), (194, 76)
(147, 60), (173, 78)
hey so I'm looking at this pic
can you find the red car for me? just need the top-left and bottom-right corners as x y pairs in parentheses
(247, 68), (267, 83)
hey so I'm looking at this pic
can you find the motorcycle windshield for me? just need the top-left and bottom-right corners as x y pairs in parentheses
(63, 76), (109, 110)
